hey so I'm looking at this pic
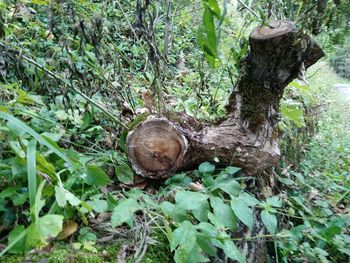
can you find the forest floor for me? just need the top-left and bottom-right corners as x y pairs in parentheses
(2, 65), (350, 262)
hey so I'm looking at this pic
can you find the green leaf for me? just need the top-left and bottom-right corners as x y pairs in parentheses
(111, 199), (141, 227)
(26, 214), (63, 248)
(32, 0), (49, 5)
(192, 200), (209, 222)
(281, 102), (304, 128)
(8, 225), (26, 254)
(0, 112), (72, 166)
(231, 199), (254, 230)
(0, 228), (27, 257)
(213, 179), (241, 196)
(210, 197), (236, 230)
(226, 166), (241, 176)
(205, 0), (221, 18)
(160, 201), (188, 223)
(175, 191), (209, 210)
(115, 164), (134, 184)
(89, 199), (108, 213)
(266, 196), (282, 207)
(27, 139), (37, 211)
(238, 192), (261, 206)
(170, 221), (196, 252)
(32, 180), (46, 221)
(198, 162), (215, 175)
(196, 234), (217, 256)
(261, 210), (277, 234)
(85, 165), (111, 186)
(222, 240), (246, 263)
(55, 186), (81, 207)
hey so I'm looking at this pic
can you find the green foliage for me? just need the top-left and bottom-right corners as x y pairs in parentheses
(0, 0), (349, 262)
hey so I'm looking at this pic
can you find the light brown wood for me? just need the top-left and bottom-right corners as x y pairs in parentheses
(250, 20), (295, 40)
(126, 118), (188, 178)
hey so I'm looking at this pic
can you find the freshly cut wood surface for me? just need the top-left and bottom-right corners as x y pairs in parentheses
(126, 118), (188, 179)
(250, 20), (295, 40)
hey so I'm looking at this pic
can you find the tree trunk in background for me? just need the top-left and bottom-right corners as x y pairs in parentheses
(127, 20), (324, 179)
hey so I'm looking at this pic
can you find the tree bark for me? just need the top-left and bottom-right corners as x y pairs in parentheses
(127, 20), (324, 179)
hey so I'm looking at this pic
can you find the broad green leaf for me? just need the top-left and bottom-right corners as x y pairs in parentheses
(89, 199), (108, 213)
(222, 240), (246, 263)
(198, 162), (215, 175)
(8, 225), (26, 254)
(266, 196), (282, 207)
(238, 192), (261, 206)
(281, 102), (304, 128)
(210, 197), (236, 230)
(85, 165), (111, 186)
(0, 228), (27, 257)
(192, 199), (209, 222)
(170, 221), (196, 252)
(213, 179), (241, 196)
(196, 222), (219, 238)
(231, 199), (254, 230)
(55, 186), (81, 207)
(26, 214), (63, 248)
(261, 210), (277, 234)
(226, 166), (241, 175)
(27, 139), (37, 211)
(196, 234), (217, 256)
(160, 201), (188, 223)
(111, 199), (141, 227)
(175, 191), (209, 210)
(115, 164), (134, 184)
(0, 112), (72, 166)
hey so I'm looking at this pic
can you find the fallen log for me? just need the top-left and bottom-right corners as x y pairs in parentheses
(127, 20), (324, 179)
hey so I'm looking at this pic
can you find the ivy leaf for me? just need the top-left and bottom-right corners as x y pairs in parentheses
(261, 210), (277, 234)
(231, 199), (254, 230)
(85, 165), (111, 186)
(111, 199), (141, 227)
(198, 162), (215, 175)
(170, 221), (196, 252)
(210, 197), (236, 230)
(115, 164), (134, 184)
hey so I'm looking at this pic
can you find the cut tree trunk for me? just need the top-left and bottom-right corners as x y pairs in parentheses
(126, 20), (324, 179)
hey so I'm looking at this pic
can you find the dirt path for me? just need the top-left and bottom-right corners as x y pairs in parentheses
(334, 84), (350, 100)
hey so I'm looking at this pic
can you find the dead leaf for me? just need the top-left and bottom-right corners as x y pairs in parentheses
(57, 220), (78, 240)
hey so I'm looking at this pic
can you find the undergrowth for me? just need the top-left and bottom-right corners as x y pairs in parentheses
(0, 0), (349, 262)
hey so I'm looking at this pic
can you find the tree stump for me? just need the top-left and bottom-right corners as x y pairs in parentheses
(126, 20), (324, 179)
